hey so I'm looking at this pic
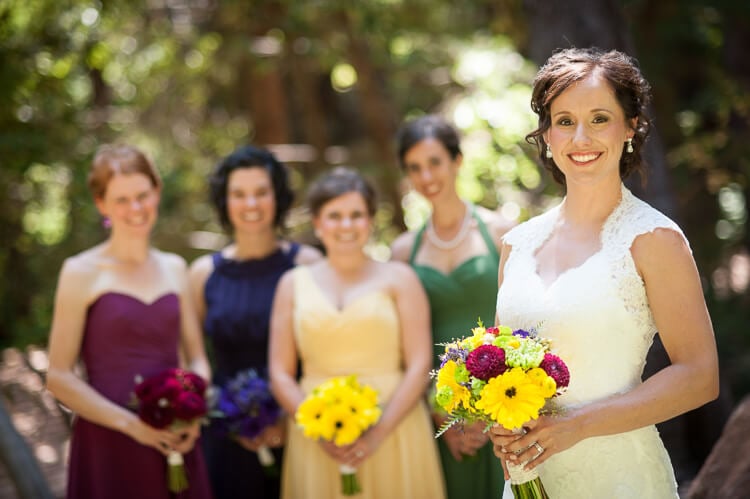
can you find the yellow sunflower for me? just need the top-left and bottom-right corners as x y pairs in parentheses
(475, 367), (548, 429)
(435, 360), (471, 413)
(323, 403), (363, 446)
(295, 397), (332, 440)
(345, 391), (382, 428)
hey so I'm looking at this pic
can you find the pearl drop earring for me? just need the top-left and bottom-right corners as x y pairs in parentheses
(626, 138), (634, 153)
(545, 144), (553, 159)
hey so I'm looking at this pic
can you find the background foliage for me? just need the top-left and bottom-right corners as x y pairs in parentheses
(1, 0), (749, 483)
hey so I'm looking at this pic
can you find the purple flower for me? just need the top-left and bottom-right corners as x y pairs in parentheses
(465, 345), (507, 381)
(540, 353), (570, 389)
(513, 329), (531, 338)
(211, 369), (281, 439)
(439, 346), (469, 368)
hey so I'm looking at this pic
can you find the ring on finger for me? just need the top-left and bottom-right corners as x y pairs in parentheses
(533, 442), (544, 458)
(355, 450), (364, 458)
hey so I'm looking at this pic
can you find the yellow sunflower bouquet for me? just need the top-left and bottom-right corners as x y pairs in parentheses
(295, 375), (381, 495)
(433, 320), (570, 499)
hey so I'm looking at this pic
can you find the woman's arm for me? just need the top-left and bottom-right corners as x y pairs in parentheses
(389, 231), (416, 263)
(172, 255), (211, 382)
(170, 254), (211, 453)
(187, 253), (213, 326)
(46, 258), (180, 455)
(343, 262), (432, 465)
(268, 270), (305, 415)
(494, 228), (719, 468)
(294, 243), (324, 266)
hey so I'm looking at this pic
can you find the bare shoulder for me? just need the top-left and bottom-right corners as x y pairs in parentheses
(631, 227), (693, 276)
(390, 231), (418, 263)
(155, 249), (188, 274)
(379, 260), (419, 287)
(59, 249), (100, 285)
(54, 248), (105, 304)
(188, 253), (215, 286)
(476, 205), (515, 240)
(275, 266), (297, 297)
(295, 243), (324, 265)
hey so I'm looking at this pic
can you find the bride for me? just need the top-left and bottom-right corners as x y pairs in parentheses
(489, 48), (719, 498)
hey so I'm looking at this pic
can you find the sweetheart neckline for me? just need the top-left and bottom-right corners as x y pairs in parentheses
(90, 291), (178, 308)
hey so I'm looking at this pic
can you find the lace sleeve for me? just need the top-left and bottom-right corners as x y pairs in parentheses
(501, 207), (559, 253)
(606, 194), (690, 256)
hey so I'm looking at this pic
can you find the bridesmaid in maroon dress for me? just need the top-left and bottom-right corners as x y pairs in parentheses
(46, 144), (213, 499)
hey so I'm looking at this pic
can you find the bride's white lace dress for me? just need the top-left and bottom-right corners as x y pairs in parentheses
(497, 184), (680, 498)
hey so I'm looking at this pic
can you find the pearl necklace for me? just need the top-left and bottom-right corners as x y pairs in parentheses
(425, 201), (473, 251)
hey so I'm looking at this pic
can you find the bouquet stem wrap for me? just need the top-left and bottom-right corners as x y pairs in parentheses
(506, 428), (549, 499)
(167, 451), (189, 493)
(339, 464), (361, 496)
(257, 445), (275, 467)
(256, 445), (279, 476)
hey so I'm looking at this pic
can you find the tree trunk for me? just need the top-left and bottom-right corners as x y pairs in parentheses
(286, 45), (329, 173)
(244, 59), (290, 146)
(0, 397), (55, 499)
(341, 12), (405, 231)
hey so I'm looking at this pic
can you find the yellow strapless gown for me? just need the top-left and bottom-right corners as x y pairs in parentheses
(281, 266), (446, 499)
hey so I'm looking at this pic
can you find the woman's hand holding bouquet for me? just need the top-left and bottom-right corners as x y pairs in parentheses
(295, 375), (382, 496)
(133, 368), (208, 493)
(211, 368), (283, 473)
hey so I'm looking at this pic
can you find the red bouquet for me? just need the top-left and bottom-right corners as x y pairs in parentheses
(134, 368), (208, 493)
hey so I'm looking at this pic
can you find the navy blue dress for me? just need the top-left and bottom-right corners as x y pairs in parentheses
(201, 244), (299, 499)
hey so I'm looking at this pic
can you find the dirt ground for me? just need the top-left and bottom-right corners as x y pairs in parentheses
(0, 347), (68, 499)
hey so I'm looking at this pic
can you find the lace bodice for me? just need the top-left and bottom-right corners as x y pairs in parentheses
(497, 184), (682, 498)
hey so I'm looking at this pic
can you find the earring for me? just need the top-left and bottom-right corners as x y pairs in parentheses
(102, 216), (112, 229)
(626, 138), (633, 153)
(314, 229), (322, 239)
(545, 144), (553, 159)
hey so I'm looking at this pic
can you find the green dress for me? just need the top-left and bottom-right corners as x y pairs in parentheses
(409, 207), (505, 499)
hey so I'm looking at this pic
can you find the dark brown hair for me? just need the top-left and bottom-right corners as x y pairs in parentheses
(87, 144), (161, 198)
(527, 47), (652, 185)
(306, 167), (377, 217)
(396, 114), (462, 167)
(209, 145), (294, 230)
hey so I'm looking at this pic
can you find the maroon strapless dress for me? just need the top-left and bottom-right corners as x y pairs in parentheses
(66, 292), (212, 499)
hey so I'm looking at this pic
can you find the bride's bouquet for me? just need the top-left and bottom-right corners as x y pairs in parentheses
(295, 375), (381, 496)
(432, 320), (570, 499)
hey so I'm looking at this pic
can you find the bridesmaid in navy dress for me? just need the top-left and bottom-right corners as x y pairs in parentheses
(189, 145), (321, 499)
(46, 144), (213, 499)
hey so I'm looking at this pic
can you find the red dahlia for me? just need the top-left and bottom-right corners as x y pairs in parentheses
(465, 345), (507, 381)
(540, 353), (570, 388)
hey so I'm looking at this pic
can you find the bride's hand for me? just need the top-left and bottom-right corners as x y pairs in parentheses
(493, 413), (579, 471)
(488, 424), (525, 479)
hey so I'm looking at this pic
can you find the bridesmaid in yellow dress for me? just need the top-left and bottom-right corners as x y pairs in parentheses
(269, 168), (446, 499)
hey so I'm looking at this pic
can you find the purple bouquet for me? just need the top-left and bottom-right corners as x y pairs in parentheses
(212, 369), (282, 472)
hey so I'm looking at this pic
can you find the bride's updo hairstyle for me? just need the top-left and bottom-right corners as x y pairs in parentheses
(87, 144), (161, 199)
(306, 167), (377, 218)
(527, 47), (653, 185)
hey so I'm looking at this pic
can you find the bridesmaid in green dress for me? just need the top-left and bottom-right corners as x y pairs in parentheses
(391, 115), (514, 499)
